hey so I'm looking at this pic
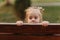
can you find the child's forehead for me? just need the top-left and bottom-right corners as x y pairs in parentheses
(25, 7), (43, 17)
(28, 13), (40, 17)
(32, 9), (40, 13)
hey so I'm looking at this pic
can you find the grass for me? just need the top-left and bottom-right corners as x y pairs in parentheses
(0, 5), (18, 23)
(42, 6), (60, 23)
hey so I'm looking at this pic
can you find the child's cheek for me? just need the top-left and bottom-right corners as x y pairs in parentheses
(27, 19), (32, 23)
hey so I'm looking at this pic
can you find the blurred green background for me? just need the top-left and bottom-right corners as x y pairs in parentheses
(0, 0), (60, 23)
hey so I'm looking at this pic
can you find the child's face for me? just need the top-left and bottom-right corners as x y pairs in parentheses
(27, 12), (40, 23)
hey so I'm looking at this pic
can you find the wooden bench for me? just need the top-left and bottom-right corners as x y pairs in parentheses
(0, 23), (60, 40)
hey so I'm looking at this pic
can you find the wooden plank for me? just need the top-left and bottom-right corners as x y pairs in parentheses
(0, 23), (60, 34)
(45, 25), (60, 34)
(0, 34), (60, 40)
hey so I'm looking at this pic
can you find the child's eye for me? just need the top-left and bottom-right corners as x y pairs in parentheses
(35, 17), (37, 19)
(29, 17), (32, 19)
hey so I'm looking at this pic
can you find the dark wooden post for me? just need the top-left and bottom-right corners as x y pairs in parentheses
(14, 0), (31, 21)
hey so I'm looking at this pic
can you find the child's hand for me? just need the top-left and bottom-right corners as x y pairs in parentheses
(16, 21), (23, 26)
(41, 21), (49, 27)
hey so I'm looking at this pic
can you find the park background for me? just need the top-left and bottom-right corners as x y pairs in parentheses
(0, 0), (60, 23)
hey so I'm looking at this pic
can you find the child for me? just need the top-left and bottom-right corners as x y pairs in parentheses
(16, 7), (49, 27)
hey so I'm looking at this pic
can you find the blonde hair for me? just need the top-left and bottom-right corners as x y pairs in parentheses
(25, 6), (44, 23)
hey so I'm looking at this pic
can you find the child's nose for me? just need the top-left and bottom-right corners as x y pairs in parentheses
(32, 18), (35, 20)
(32, 18), (35, 22)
